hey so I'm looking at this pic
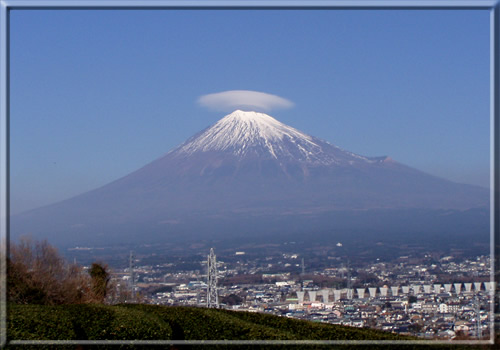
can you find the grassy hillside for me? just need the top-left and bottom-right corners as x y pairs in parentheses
(6, 303), (486, 349)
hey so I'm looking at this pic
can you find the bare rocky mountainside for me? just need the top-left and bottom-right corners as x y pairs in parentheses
(11, 110), (489, 247)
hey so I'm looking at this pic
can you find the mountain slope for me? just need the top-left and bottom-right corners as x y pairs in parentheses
(11, 110), (489, 246)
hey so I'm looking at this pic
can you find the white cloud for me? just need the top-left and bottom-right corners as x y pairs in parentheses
(198, 90), (294, 112)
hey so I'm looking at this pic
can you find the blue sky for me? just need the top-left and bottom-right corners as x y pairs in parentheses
(10, 9), (490, 214)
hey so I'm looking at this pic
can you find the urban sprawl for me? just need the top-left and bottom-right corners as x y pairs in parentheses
(78, 248), (493, 340)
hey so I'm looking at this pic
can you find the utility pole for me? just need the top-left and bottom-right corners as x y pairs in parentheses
(346, 260), (351, 290)
(196, 269), (201, 306)
(301, 258), (305, 275)
(206, 248), (218, 308)
(475, 295), (481, 339)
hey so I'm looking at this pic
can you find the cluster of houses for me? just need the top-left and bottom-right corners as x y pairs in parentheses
(280, 281), (493, 339)
(147, 278), (493, 339)
(117, 251), (493, 339)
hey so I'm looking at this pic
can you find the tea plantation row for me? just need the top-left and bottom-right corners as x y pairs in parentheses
(6, 303), (489, 349)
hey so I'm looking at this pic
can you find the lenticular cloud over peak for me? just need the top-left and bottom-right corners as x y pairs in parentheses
(198, 90), (294, 112)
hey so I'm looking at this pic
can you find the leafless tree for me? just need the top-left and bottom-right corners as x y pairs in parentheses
(8, 237), (96, 304)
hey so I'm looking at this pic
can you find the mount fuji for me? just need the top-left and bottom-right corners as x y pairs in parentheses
(11, 110), (489, 247)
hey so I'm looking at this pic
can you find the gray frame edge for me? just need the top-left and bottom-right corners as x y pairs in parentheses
(491, 0), (500, 346)
(0, 0), (8, 348)
(1, 0), (498, 347)
(1, 0), (499, 9)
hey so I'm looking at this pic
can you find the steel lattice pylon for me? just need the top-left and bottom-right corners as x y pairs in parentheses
(206, 248), (219, 308)
(129, 250), (135, 303)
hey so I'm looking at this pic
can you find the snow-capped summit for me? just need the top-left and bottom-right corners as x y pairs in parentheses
(177, 110), (315, 155)
(175, 110), (370, 165)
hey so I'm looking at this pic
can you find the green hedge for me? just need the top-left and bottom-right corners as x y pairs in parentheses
(8, 304), (172, 341)
(122, 304), (296, 340)
(8, 304), (76, 340)
(8, 304), (489, 350)
(216, 309), (406, 340)
(6, 303), (436, 350)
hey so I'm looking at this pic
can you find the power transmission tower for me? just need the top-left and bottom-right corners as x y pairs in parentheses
(129, 250), (135, 303)
(206, 248), (219, 308)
